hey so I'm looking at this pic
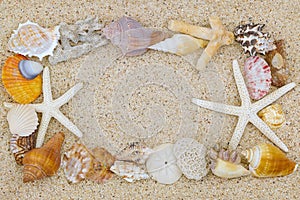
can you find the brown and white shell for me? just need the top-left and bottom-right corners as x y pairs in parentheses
(8, 21), (60, 60)
(209, 144), (250, 179)
(258, 104), (286, 129)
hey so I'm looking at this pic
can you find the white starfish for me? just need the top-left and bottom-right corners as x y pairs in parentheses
(4, 67), (83, 147)
(192, 60), (296, 152)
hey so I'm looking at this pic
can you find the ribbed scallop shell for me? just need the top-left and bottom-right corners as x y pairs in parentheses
(242, 143), (298, 177)
(148, 34), (208, 56)
(173, 138), (208, 180)
(23, 132), (65, 183)
(8, 21), (60, 60)
(2, 54), (42, 104)
(244, 56), (272, 100)
(7, 104), (39, 136)
(258, 104), (286, 129)
(10, 132), (36, 165)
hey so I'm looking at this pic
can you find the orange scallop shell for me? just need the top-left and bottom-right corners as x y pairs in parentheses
(2, 54), (42, 104)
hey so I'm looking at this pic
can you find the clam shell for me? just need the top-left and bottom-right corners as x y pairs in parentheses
(242, 143), (298, 177)
(8, 21), (60, 60)
(244, 56), (272, 100)
(18, 60), (43, 80)
(7, 104), (39, 136)
(148, 34), (208, 56)
(258, 104), (286, 129)
(173, 138), (208, 180)
(2, 54), (42, 104)
(23, 132), (65, 183)
(146, 143), (182, 184)
(110, 160), (149, 183)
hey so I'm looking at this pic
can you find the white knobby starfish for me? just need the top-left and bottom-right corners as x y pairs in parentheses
(192, 60), (296, 152)
(4, 67), (83, 147)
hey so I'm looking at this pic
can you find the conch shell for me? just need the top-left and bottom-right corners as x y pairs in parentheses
(209, 145), (250, 179)
(242, 143), (298, 177)
(22, 132), (65, 183)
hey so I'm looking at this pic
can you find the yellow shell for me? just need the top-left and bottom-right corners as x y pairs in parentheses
(2, 54), (42, 104)
(258, 104), (285, 129)
(242, 143), (298, 177)
(22, 132), (65, 183)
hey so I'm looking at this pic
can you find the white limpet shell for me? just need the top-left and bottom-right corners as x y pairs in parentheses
(173, 138), (208, 180)
(8, 21), (60, 60)
(146, 143), (182, 184)
(18, 60), (43, 80)
(7, 104), (39, 137)
(110, 160), (149, 183)
(148, 34), (208, 56)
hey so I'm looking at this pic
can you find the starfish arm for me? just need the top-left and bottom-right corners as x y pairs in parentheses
(232, 60), (251, 107)
(53, 83), (83, 107)
(192, 98), (242, 116)
(3, 102), (17, 108)
(209, 16), (224, 30)
(42, 67), (53, 103)
(36, 113), (52, 148)
(3, 102), (45, 112)
(250, 114), (288, 152)
(228, 116), (248, 150)
(252, 82), (296, 113)
(53, 110), (83, 138)
(196, 40), (221, 71)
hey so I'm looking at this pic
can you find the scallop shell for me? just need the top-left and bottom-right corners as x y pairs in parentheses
(209, 145), (250, 179)
(62, 142), (94, 184)
(8, 21), (60, 60)
(110, 160), (149, 183)
(7, 104), (39, 136)
(173, 138), (208, 180)
(2, 54), (42, 104)
(146, 143), (182, 184)
(10, 132), (36, 165)
(242, 143), (298, 177)
(116, 142), (153, 164)
(148, 34), (208, 56)
(258, 104), (286, 129)
(18, 60), (43, 80)
(23, 132), (65, 183)
(244, 56), (272, 100)
(103, 16), (168, 56)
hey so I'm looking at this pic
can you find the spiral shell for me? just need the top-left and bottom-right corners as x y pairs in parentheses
(258, 104), (286, 129)
(23, 132), (65, 183)
(2, 54), (42, 104)
(8, 21), (60, 60)
(242, 143), (298, 177)
(244, 56), (272, 100)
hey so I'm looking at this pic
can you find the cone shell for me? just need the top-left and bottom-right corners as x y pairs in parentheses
(7, 104), (39, 136)
(242, 143), (298, 177)
(10, 132), (36, 165)
(244, 56), (272, 100)
(2, 54), (42, 104)
(148, 34), (208, 56)
(258, 104), (286, 129)
(22, 132), (65, 183)
(8, 21), (60, 60)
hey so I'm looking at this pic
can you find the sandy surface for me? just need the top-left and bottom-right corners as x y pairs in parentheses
(0, 0), (299, 199)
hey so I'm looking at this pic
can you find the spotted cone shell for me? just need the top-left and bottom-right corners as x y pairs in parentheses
(244, 56), (272, 100)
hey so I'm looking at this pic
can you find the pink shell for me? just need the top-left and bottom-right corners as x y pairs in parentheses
(244, 56), (272, 100)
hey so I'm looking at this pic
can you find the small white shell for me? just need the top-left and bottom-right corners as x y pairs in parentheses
(18, 60), (43, 80)
(173, 138), (208, 180)
(7, 105), (39, 136)
(148, 34), (208, 56)
(8, 21), (60, 60)
(146, 143), (182, 184)
(110, 160), (149, 182)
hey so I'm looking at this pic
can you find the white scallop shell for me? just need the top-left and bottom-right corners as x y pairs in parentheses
(173, 138), (208, 180)
(110, 160), (149, 182)
(19, 60), (43, 80)
(148, 34), (207, 56)
(7, 105), (39, 136)
(244, 56), (272, 100)
(8, 21), (60, 60)
(146, 143), (182, 184)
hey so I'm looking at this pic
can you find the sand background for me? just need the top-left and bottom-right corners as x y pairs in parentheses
(0, 0), (299, 199)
